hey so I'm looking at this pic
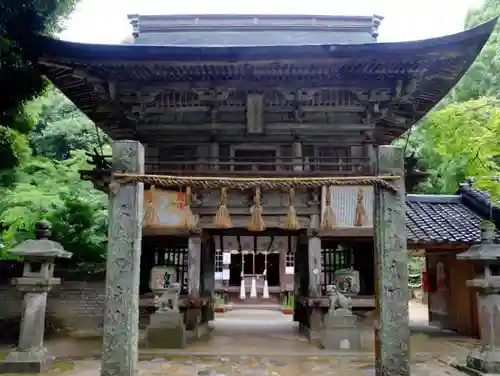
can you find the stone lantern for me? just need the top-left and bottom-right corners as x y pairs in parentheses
(457, 221), (500, 375)
(0, 220), (72, 374)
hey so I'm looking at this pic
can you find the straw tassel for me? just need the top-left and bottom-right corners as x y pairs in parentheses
(248, 187), (265, 231)
(321, 186), (336, 230)
(354, 187), (367, 227)
(144, 185), (158, 227)
(284, 188), (299, 230)
(214, 187), (232, 228)
(182, 186), (198, 230)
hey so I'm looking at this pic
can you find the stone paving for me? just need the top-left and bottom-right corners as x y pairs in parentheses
(33, 355), (465, 376)
(0, 302), (476, 375)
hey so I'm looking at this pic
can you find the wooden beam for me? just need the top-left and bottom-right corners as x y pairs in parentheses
(135, 134), (373, 145)
(115, 78), (399, 92)
(315, 227), (373, 238)
(409, 242), (470, 250)
(134, 123), (375, 132)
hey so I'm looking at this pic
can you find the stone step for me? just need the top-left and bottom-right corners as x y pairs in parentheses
(228, 304), (282, 311)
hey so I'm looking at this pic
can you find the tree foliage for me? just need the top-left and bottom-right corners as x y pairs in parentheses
(0, 0), (111, 262)
(26, 87), (109, 159)
(401, 1), (500, 202)
(401, 98), (500, 199)
(0, 0), (78, 170)
(448, 0), (500, 103)
(0, 150), (109, 261)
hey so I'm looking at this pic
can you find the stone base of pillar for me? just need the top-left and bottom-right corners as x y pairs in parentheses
(202, 303), (215, 322)
(0, 348), (53, 374)
(145, 311), (186, 349)
(307, 307), (324, 342)
(454, 348), (500, 375)
(188, 322), (211, 342)
(321, 313), (362, 351)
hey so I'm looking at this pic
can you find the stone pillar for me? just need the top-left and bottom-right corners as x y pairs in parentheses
(101, 141), (144, 376)
(373, 145), (410, 376)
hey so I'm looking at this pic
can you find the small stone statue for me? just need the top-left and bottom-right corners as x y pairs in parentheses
(154, 282), (180, 313)
(326, 284), (351, 315)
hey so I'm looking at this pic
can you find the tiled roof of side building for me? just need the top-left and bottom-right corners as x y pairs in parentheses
(405, 194), (500, 245)
(457, 183), (500, 222)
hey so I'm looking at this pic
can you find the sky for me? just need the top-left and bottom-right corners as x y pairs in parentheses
(60, 0), (486, 44)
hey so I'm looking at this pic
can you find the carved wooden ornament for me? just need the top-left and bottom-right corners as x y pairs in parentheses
(143, 187), (187, 228)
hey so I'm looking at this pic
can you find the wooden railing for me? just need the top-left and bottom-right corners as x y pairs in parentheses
(146, 156), (372, 177)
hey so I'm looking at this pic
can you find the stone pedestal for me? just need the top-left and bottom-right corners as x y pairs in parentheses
(321, 312), (362, 350)
(145, 281), (187, 349)
(145, 311), (186, 349)
(0, 348), (53, 374)
(463, 347), (500, 375)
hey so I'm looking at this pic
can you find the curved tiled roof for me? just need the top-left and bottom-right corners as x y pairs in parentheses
(32, 18), (495, 61)
(22, 17), (497, 142)
(128, 14), (382, 46)
(406, 193), (500, 245)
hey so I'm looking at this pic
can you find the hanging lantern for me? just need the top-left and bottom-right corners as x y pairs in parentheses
(248, 187), (265, 231)
(214, 187), (232, 228)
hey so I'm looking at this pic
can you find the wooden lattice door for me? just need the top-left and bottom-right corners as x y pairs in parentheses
(141, 236), (189, 295)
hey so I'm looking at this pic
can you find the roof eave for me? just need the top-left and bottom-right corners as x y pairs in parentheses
(28, 16), (497, 62)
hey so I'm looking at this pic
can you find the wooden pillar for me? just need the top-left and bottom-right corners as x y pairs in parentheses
(101, 140), (144, 376)
(185, 235), (202, 330)
(374, 145), (409, 376)
(308, 235), (322, 297)
(307, 233), (323, 340)
(292, 141), (303, 172)
(202, 234), (215, 296)
(211, 142), (219, 171)
(188, 235), (202, 297)
(201, 234), (215, 322)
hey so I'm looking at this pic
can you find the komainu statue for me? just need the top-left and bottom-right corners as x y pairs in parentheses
(326, 284), (352, 315)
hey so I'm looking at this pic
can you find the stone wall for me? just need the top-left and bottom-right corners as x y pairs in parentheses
(0, 281), (106, 339)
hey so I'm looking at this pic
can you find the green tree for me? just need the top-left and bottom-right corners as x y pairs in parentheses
(399, 98), (500, 199)
(448, 0), (500, 103)
(0, 0), (79, 170)
(26, 87), (109, 159)
(0, 150), (108, 261)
